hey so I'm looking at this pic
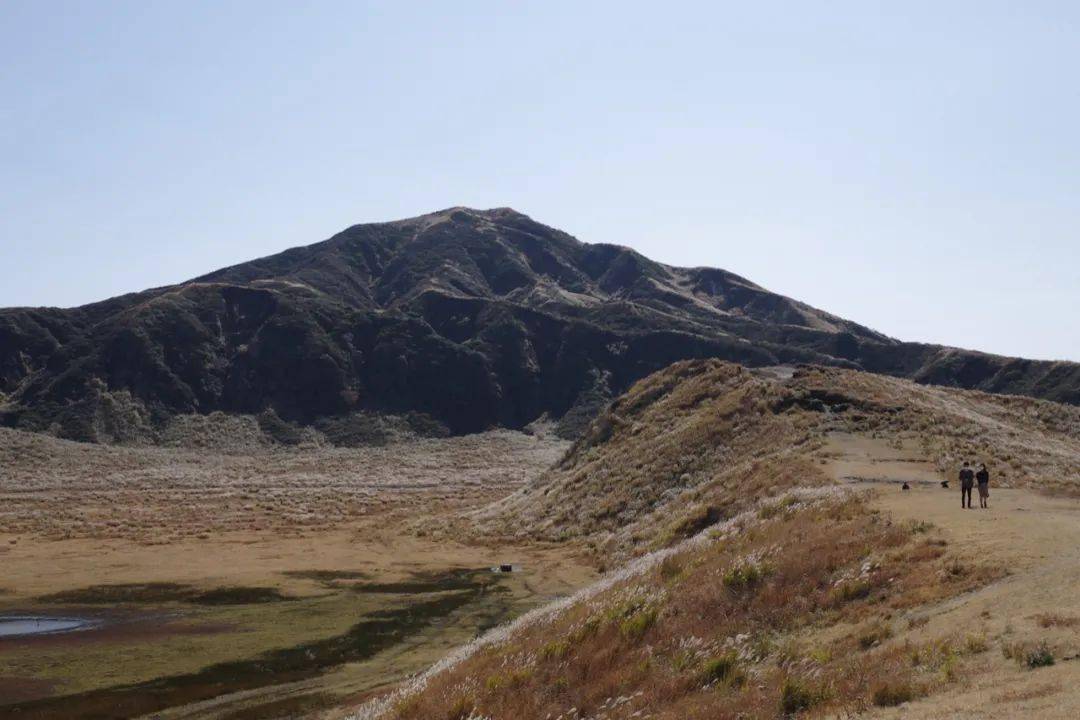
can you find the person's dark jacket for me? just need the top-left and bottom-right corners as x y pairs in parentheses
(976, 469), (989, 484)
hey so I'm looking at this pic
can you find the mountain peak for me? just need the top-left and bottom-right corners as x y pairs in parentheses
(1, 209), (1077, 443)
(389, 206), (532, 225)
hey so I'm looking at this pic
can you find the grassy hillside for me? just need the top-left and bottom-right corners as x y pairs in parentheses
(467, 361), (1080, 560)
(358, 489), (1000, 720)
(349, 361), (1080, 719)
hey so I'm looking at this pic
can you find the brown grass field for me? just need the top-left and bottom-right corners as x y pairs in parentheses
(0, 427), (595, 719)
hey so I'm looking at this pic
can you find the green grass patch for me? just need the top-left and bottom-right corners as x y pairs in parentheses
(779, 677), (828, 714)
(701, 651), (743, 687)
(723, 561), (769, 591)
(620, 607), (659, 640)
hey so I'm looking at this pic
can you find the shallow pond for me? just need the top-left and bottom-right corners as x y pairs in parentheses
(0, 616), (93, 638)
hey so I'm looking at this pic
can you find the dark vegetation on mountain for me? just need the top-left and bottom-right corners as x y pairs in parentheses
(1, 207), (1077, 443)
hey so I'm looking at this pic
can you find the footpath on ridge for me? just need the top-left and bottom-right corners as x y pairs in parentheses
(828, 432), (1080, 720)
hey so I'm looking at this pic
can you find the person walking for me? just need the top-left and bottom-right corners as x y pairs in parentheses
(976, 463), (990, 509)
(959, 462), (975, 509)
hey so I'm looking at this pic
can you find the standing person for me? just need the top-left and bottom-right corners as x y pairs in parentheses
(976, 463), (990, 509)
(959, 462), (975, 509)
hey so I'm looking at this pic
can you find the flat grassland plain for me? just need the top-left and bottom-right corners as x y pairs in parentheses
(0, 426), (593, 719)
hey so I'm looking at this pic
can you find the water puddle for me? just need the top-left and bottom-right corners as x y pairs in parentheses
(0, 616), (94, 638)
(4, 590), (487, 719)
(37, 583), (294, 606)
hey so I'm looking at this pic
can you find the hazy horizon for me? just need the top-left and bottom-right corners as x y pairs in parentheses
(2, 2), (1077, 362)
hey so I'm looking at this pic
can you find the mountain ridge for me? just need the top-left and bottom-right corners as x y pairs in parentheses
(2, 207), (1077, 443)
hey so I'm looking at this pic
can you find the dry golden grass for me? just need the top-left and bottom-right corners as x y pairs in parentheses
(345, 359), (1079, 719)
(991, 681), (1064, 704)
(0, 427), (566, 543)
(1035, 613), (1080, 629)
(0, 427), (590, 717)
(791, 365), (1080, 494)
(470, 362), (820, 558)
(359, 493), (1001, 720)
(464, 360), (1080, 561)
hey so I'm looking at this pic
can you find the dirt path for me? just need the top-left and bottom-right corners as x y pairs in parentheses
(826, 433), (1080, 719)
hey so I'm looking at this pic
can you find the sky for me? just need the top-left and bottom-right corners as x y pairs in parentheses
(1, 1), (1077, 361)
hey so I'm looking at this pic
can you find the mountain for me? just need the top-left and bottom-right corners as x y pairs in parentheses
(1, 207), (1078, 443)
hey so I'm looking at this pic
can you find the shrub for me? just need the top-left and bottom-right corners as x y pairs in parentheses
(759, 495), (798, 520)
(540, 640), (569, 660)
(670, 649), (696, 673)
(907, 639), (959, 680)
(1002, 641), (1055, 669)
(908, 520), (934, 534)
(964, 634), (988, 654)
(944, 559), (967, 578)
(444, 694), (474, 720)
(832, 580), (871, 603)
(485, 668), (532, 692)
(669, 504), (724, 540)
(858, 622), (892, 649)
(780, 677), (827, 714)
(569, 615), (601, 644)
(872, 681), (915, 707)
(392, 696), (420, 715)
(702, 651), (743, 686)
(940, 650), (958, 681)
(1035, 613), (1080, 628)
(620, 606), (659, 640)
(1025, 644), (1055, 669)
(659, 556), (687, 583)
(750, 633), (779, 662)
(910, 647), (923, 666)
(908, 615), (929, 630)
(723, 561), (769, 590)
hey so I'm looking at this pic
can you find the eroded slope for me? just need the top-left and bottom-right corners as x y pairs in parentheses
(3, 208), (1077, 443)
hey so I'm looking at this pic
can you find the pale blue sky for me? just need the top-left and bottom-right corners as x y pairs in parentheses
(2, 1), (1077, 361)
